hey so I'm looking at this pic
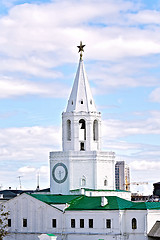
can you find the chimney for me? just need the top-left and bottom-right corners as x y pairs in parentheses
(80, 188), (85, 195)
(101, 197), (108, 207)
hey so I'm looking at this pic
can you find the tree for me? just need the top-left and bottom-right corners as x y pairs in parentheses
(0, 204), (9, 240)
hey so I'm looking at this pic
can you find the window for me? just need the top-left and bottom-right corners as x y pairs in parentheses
(89, 219), (93, 228)
(93, 120), (98, 141)
(80, 142), (85, 151)
(80, 219), (84, 228)
(81, 100), (83, 104)
(79, 119), (86, 141)
(72, 101), (73, 105)
(132, 218), (137, 229)
(52, 219), (56, 228)
(104, 179), (107, 186)
(67, 120), (71, 141)
(71, 219), (75, 228)
(90, 100), (92, 104)
(8, 219), (11, 227)
(23, 219), (27, 227)
(81, 176), (86, 186)
(106, 219), (111, 228)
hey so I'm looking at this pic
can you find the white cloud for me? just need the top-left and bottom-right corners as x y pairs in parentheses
(18, 166), (36, 174)
(101, 110), (160, 140)
(0, 125), (60, 189)
(128, 10), (160, 25)
(0, 76), (69, 98)
(130, 160), (160, 171)
(0, 126), (61, 162)
(150, 88), (160, 103)
(0, 1), (159, 66)
(0, 0), (159, 98)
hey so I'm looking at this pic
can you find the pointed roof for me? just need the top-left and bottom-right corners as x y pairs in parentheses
(66, 59), (97, 112)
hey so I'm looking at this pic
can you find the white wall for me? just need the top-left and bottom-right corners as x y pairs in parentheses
(4, 194), (63, 239)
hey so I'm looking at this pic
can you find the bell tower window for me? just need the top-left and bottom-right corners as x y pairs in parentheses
(79, 119), (86, 141)
(80, 142), (85, 151)
(81, 100), (83, 104)
(67, 120), (71, 141)
(93, 120), (98, 141)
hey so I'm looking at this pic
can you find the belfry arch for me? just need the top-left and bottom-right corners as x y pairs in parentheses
(93, 119), (98, 141)
(67, 119), (71, 141)
(79, 119), (86, 141)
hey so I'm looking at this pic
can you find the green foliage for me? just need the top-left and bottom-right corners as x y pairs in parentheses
(0, 205), (9, 240)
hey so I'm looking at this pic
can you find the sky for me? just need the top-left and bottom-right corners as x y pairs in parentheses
(0, 0), (160, 194)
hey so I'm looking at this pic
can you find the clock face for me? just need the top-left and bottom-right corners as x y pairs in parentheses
(52, 163), (68, 184)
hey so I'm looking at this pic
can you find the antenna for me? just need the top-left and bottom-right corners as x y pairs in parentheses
(17, 176), (23, 189)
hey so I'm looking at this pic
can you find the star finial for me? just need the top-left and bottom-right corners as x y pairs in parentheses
(77, 41), (85, 60)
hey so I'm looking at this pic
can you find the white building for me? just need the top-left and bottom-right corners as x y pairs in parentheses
(3, 192), (160, 240)
(50, 43), (115, 194)
(2, 43), (160, 240)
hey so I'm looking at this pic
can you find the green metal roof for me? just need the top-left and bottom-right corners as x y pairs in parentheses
(30, 194), (81, 205)
(66, 196), (160, 211)
(29, 194), (160, 211)
(66, 196), (133, 210)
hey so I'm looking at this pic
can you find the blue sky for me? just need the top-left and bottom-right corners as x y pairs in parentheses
(0, 0), (160, 194)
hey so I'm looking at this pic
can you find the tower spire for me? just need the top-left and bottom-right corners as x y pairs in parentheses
(77, 41), (85, 61)
(66, 42), (96, 113)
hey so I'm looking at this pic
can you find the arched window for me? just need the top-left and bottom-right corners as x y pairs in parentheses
(81, 176), (86, 187)
(93, 120), (98, 141)
(79, 119), (86, 141)
(67, 120), (71, 141)
(132, 218), (137, 229)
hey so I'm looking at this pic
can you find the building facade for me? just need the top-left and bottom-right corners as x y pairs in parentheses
(3, 192), (160, 240)
(115, 161), (130, 191)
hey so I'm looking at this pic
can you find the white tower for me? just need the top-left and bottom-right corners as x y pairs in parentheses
(50, 42), (115, 194)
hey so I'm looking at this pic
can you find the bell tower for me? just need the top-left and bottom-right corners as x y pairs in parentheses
(50, 42), (115, 194)
(62, 42), (101, 152)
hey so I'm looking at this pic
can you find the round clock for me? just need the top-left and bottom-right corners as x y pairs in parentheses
(52, 163), (68, 184)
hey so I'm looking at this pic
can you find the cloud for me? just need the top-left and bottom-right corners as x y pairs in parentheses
(0, 125), (60, 189)
(0, 1), (159, 65)
(0, 126), (61, 162)
(128, 10), (160, 25)
(150, 88), (160, 103)
(101, 110), (160, 141)
(0, 76), (69, 98)
(0, 0), (160, 99)
(130, 160), (160, 171)
(18, 166), (36, 174)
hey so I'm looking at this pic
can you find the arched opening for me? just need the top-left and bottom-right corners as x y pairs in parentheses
(132, 218), (137, 229)
(93, 120), (98, 141)
(79, 119), (86, 141)
(67, 120), (71, 141)
(81, 176), (86, 187)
